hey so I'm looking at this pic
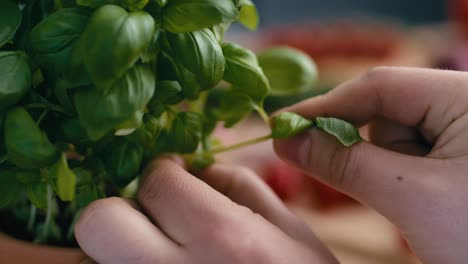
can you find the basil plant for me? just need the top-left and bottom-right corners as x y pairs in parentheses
(0, 0), (360, 245)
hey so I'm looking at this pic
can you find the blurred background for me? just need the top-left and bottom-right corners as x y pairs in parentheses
(255, 0), (446, 26)
(221, 1), (468, 263)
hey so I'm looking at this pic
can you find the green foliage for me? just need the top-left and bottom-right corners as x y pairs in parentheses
(0, 0), (362, 246)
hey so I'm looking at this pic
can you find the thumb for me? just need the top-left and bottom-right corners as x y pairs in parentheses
(274, 129), (443, 224)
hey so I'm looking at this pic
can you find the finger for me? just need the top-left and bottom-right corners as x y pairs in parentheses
(282, 67), (468, 144)
(369, 118), (430, 156)
(197, 164), (330, 250)
(274, 129), (448, 227)
(75, 198), (185, 264)
(138, 158), (256, 244)
(139, 159), (338, 264)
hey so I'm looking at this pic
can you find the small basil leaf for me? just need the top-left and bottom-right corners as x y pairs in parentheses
(238, 0), (258, 30)
(315, 117), (362, 147)
(170, 112), (203, 153)
(189, 153), (215, 171)
(75, 5), (155, 89)
(0, 1), (22, 48)
(166, 29), (225, 90)
(28, 182), (48, 209)
(258, 47), (318, 96)
(218, 90), (254, 128)
(30, 7), (91, 79)
(176, 62), (201, 99)
(51, 153), (77, 202)
(222, 43), (270, 104)
(271, 112), (313, 139)
(5, 108), (59, 169)
(0, 168), (22, 208)
(128, 115), (161, 147)
(102, 138), (144, 188)
(163, 0), (239, 33)
(0, 51), (32, 112)
(75, 65), (156, 140)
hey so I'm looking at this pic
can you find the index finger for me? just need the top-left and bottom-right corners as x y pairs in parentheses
(283, 67), (468, 143)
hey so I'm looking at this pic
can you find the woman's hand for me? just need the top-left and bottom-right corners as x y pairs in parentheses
(275, 67), (468, 264)
(75, 159), (337, 264)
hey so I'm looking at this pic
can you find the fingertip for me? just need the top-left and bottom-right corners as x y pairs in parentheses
(273, 132), (312, 168)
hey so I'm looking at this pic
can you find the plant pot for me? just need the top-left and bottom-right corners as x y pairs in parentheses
(0, 233), (86, 264)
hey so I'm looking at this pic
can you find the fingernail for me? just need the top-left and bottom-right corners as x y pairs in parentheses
(274, 132), (311, 167)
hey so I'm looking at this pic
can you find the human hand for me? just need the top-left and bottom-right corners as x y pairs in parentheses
(274, 67), (468, 264)
(75, 158), (337, 264)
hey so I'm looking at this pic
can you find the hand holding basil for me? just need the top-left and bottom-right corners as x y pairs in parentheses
(0, 0), (363, 245)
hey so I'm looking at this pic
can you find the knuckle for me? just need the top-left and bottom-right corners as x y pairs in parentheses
(137, 165), (171, 206)
(213, 223), (268, 263)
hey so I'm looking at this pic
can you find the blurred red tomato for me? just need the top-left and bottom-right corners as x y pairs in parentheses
(451, 0), (468, 37)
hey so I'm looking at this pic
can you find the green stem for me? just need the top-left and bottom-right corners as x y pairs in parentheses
(206, 134), (273, 155)
(40, 185), (53, 242)
(25, 103), (69, 115)
(67, 208), (83, 240)
(27, 204), (37, 232)
(0, 155), (7, 164)
(36, 110), (49, 125)
(256, 107), (271, 125)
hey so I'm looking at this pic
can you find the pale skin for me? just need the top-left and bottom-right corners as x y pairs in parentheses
(76, 67), (468, 263)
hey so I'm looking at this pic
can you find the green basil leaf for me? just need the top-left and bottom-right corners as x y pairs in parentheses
(30, 8), (90, 79)
(155, 80), (183, 104)
(5, 108), (59, 169)
(51, 153), (77, 201)
(0, 51), (32, 112)
(128, 115), (161, 147)
(271, 112), (313, 139)
(176, 62), (201, 99)
(0, 1), (22, 48)
(75, 65), (156, 140)
(315, 117), (362, 147)
(28, 182), (48, 209)
(162, 0), (239, 33)
(140, 30), (161, 63)
(154, 0), (167, 6)
(0, 168), (22, 208)
(115, 110), (145, 136)
(166, 29), (225, 90)
(258, 47), (318, 96)
(170, 112), (202, 153)
(16, 170), (41, 185)
(58, 118), (89, 143)
(238, 0), (258, 30)
(75, 184), (99, 208)
(102, 138), (144, 188)
(76, 0), (149, 10)
(74, 168), (93, 187)
(222, 43), (270, 104)
(76, 5), (155, 89)
(218, 90), (254, 127)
